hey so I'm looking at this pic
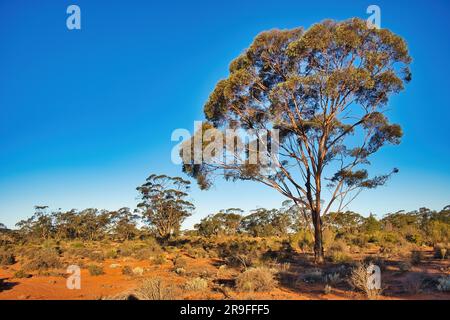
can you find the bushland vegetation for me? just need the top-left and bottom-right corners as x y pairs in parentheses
(0, 173), (448, 299)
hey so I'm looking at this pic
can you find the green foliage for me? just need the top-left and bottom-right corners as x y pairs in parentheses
(324, 211), (365, 235)
(363, 214), (382, 233)
(24, 248), (62, 271)
(290, 229), (314, 252)
(88, 264), (105, 276)
(195, 209), (243, 237)
(153, 254), (167, 265)
(183, 18), (412, 262)
(326, 239), (351, 263)
(239, 208), (292, 237)
(109, 207), (140, 241)
(137, 174), (194, 240)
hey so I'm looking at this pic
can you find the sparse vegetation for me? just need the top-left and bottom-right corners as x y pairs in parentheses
(0, 4), (447, 303)
(349, 264), (382, 299)
(0, 250), (16, 266)
(437, 276), (450, 292)
(13, 269), (31, 279)
(24, 248), (62, 271)
(133, 278), (175, 300)
(236, 267), (276, 292)
(184, 277), (208, 291)
(88, 265), (105, 276)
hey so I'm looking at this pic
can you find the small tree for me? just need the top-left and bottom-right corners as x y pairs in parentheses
(110, 207), (140, 241)
(137, 174), (194, 240)
(195, 208), (243, 237)
(182, 18), (411, 262)
(16, 206), (54, 241)
(240, 208), (291, 237)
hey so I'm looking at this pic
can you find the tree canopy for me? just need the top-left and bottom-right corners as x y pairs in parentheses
(182, 18), (411, 262)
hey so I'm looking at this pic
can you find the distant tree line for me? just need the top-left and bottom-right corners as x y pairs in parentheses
(0, 173), (448, 248)
(194, 204), (449, 246)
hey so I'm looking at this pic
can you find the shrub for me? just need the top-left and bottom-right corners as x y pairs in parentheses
(325, 272), (341, 285)
(174, 267), (185, 275)
(349, 263), (382, 299)
(236, 267), (276, 292)
(70, 242), (85, 249)
(363, 255), (386, 271)
(88, 265), (104, 276)
(132, 267), (144, 276)
(135, 248), (155, 261)
(187, 247), (209, 259)
(0, 250), (16, 266)
(322, 228), (335, 251)
(133, 278), (175, 300)
(290, 230), (313, 252)
(324, 284), (332, 294)
(173, 254), (188, 270)
(14, 269), (31, 279)
(144, 238), (162, 252)
(410, 250), (423, 265)
(437, 276), (450, 292)
(117, 248), (133, 257)
(24, 248), (62, 271)
(433, 243), (448, 259)
(85, 250), (105, 262)
(153, 254), (166, 265)
(122, 266), (133, 276)
(326, 240), (351, 263)
(184, 277), (208, 291)
(105, 249), (118, 259)
(398, 261), (412, 272)
(404, 278), (422, 295)
(302, 268), (324, 283)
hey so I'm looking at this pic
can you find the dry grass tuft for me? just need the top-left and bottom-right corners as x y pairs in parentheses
(236, 267), (276, 292)
(349, 263), (382, 299)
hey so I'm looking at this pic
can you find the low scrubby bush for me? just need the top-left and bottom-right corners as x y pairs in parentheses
(133, 278), (175, 300)
(326, 240), (352, 263)
(236, 267), (276, 292)
(0, 250), (16, 265)
(410, 250), (423, 265)
(14, 269), (31, 279)
(153, 254), (166, 265)
(349, 263), (382, 299)
(173, 254), (188, 270)
(24, 248), (62, 271)
(434, 243), (448, 259)
(437, 276), (450, 292)
(184, 277), (208, 291)
(122, 266), (133, 276)
(88, 264), (104, 276)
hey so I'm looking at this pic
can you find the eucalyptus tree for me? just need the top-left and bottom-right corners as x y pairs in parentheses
(109, 207), (140, 241)
(195, 208), (243, 237)
(16, 206), (54, 241)
(137, 174), (195, 240)
(182, 18), (411, 262)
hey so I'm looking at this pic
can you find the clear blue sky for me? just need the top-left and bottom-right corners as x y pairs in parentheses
(1, 0), (449, 229)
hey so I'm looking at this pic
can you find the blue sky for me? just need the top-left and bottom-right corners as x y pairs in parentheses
(0, 0), (449, 229)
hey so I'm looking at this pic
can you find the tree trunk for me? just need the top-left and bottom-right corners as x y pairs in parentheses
(312, 210), (324, 264)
